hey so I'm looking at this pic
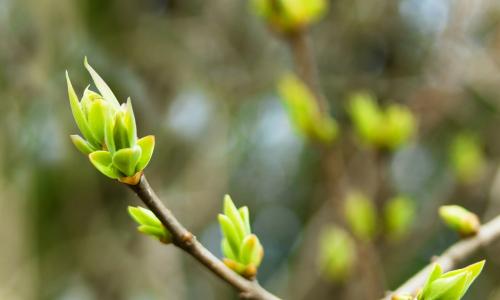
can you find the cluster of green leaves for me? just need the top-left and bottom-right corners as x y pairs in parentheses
(251, 0), (327, 33)
(348, 92), (416, 151)
(128, 206), (171, 243)
(317, 226), (356, 282)
(344, 191), (415, 242)
(278, 74), (338, 145)
(218, 195), (264, 278)
(449, 133), (485, 184)
(418, 261), (485, 300)
(439, 205), (480, 237)
(67, 58), (155, 184)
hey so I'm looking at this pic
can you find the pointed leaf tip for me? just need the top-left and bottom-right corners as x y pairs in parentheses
(83, 57), (120, 108)
(70, 134), (95, 155)
(136, 135), (155, 172)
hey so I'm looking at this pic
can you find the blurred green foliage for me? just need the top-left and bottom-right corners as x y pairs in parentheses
(317, 226), (356, 282)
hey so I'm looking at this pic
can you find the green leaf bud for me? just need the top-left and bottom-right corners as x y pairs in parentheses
(67, 58), (155, 184)
(439, 205), (480, 237)
(278, 74), (338, 145)
(317, 226), (356, 282)
(251, 0), (328, 33)
(348, 92), (416, 150)
(344, 191), (377, 241)
(382, 104), (416, 150)
(128, 206), (171, 243)
(218, 195), (264, 278)
(418, 261), (485, 300)
(384, 195), (415, 241)
(449, 133), (485, 184)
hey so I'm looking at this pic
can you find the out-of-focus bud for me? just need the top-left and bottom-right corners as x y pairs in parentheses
(128, 206), (171, 244)
(391, 295), (414, 300)
(439, 205), (480, 237)
(384, 195), (415, 241)
(317, 226), (356, 282)
(251, 0), (328, 34)
(278, 74), (338, 145)
(449, 133), (485, 184)
(382, 105), (416, 150)
(218, 195), (264, 279)
(417, 261), (485, 300)
(344, 191), (377, 241)
(348, 92), (416, 151)
(67, 58), (155, 185)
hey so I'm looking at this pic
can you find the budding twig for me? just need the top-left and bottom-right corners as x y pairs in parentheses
(384, 214), (500, 299)
(128, 175), (280, 300)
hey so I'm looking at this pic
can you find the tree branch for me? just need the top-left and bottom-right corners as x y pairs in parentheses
(128, 175), (281, 300)
(384, 214), (500, 299)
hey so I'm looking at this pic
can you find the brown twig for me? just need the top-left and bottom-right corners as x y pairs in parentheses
(128, 175), (281, 300)
(384, 214), (500, 299)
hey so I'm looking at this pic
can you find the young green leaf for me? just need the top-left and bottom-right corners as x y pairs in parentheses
(223, 195), (246, 242)
(239, 206), (251, 236)
(104, 110), (116, 153)
(89, 151), (120, 179)
(128, 206), (162, 227)
(240, 234), (258, 265)
(221, 238), (237, 261)
(128, 206), (171, 243)
(113, 111), (131, 149)
(66, 71), (98, 147)
(112, 146), (142, 177)
(87, 98), (109, 143)
(136, 135), (155, 171)
(218, 214), (241, 257)
(125, 98), (137, 146)
(70, 134), (96, 155)
(84, 57), (120, 108)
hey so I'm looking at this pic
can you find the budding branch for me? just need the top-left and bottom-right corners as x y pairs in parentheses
(384, 214), (500, 299)
(128, 175), (280, 300)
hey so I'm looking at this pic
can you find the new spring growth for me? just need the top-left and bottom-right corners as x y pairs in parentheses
(128, 206), (172, 244)
(416, 260), (485, 300)
(66, 58), (155, 185)
(449, 133), (485, 184)
(384, 195), (415, 241)
(218, 195), (264, 279)
(344, 191), (377, 241)
(348, 92), (416, 150)
(317, 226), (356, 282)
(278, 74), (338, 145)
(439, 205), (480, 237)
(251, 0), (328, 34)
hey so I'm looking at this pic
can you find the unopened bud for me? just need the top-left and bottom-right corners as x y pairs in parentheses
(439, 205), (480, 237)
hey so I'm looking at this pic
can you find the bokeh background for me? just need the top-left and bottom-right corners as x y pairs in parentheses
(2, 0), (500, 299)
